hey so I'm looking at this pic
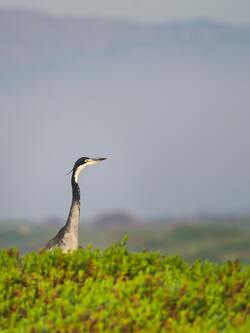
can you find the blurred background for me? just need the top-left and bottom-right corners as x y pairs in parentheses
(0, 1), (250, 262)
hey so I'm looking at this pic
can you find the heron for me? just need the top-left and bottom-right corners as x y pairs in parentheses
(44, 157), (106, 252)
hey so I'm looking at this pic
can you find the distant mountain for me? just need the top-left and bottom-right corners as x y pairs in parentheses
(94, 211), (138, 228)
(0, 9), (249, 77)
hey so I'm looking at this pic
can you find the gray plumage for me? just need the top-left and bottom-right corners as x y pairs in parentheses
(44, 157), (106, 253)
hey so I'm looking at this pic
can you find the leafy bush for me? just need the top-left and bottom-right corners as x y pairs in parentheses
(0, 238), (249, 332)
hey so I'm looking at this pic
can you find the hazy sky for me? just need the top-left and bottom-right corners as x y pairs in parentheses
(0, 8), (250, 220)
(0, 0), (250, 24)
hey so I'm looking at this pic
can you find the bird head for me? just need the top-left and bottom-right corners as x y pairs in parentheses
(69, 157), (107, 183)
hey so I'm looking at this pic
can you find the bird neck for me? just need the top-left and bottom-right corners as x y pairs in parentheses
(65, 174), (81, 235)
(71, 173), (81, 202)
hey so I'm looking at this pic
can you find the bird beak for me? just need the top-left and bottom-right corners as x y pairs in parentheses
(86, 158), (107, 165)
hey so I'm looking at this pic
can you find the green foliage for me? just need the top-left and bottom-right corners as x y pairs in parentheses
(0, 239), (249, 332)
(1, 219), (250, 263)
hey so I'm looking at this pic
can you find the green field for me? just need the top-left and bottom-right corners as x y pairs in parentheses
(0, 239), (249, 332)
(0, 218), (249, 263)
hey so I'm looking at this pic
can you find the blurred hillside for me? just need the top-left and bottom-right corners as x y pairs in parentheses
(0, 216), (249, 263)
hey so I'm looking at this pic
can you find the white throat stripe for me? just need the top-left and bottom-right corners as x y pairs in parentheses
(74, 160), (99, 183)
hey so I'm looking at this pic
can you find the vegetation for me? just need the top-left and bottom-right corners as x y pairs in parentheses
(0, 238), (249, 332)
(0, 218), (250, 263)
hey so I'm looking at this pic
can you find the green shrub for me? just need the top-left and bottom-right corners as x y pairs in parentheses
(0, 238), (249, 332)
